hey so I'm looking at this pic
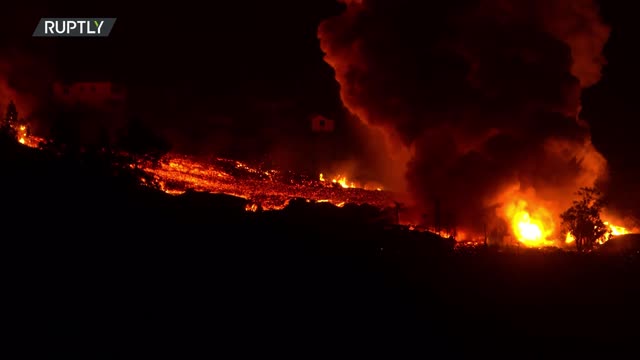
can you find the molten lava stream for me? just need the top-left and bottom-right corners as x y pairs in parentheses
(145, 155), (392, 211)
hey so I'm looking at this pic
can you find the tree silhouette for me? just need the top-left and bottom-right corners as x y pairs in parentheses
(5, 100), (17, 126)
(560, 187), (609, 252)
(393, 201), (405, 225)
(1, 100), (18, 139)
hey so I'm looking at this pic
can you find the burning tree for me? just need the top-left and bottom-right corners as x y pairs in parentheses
(560, 187), (609, 252)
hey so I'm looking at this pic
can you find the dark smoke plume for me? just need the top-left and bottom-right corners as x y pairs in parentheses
(319, 0), (610, 233)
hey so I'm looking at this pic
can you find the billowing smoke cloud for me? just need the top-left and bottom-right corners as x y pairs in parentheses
(319, 0), (610, 234)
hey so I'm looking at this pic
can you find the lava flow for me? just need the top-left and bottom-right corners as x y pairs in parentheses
(143, 154), (393, 211)
(11, 124), (634, 248)
(11, 120), (394, 216)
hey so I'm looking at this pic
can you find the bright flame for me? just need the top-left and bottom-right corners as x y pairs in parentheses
(604, 221), (628, 236)
(565, 232), (575, 244)
(318, 172), (384, 191)
(504, 199), (555, 247)
(332, 175), (355, 189)
(319, 173), (358, 189)
(10, 122), (42, 148)
(565, 220), (630, 247)
(517, 214), (542, 241)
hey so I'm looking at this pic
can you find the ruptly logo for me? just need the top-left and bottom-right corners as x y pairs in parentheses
(33, 18), (116, 37)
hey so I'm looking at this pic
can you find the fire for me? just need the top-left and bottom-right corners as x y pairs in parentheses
(495, 187), (637, 249)
(11, 122), (43, 148)
(333, 175), (354, 189)
(504, 197), (634, 248)
(565, 232), (575, 244)
(605, 221), (628, 236)
(319, 172), (356, 189)
(503, 199), (556, 247)
(564, 220), (630, 246)
(318, 172), (384, 191)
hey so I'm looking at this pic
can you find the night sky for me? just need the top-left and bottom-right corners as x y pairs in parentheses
(582, 1), (640, 217)
(1, 1), (352, 162)
(1, 0), (639, 216)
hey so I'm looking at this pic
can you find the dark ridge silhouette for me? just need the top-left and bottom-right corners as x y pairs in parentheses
(599, 233), (640, 253)
(2, 134), (639, 358)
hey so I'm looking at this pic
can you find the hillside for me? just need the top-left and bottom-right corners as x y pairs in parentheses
(2, 137), (640, 357)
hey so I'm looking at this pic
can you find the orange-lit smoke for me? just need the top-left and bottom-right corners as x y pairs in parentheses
(318, 0), (412, 194)
(318, 0), (614, 246)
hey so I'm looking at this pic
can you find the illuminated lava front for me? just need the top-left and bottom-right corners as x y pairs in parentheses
(143, 155), (393, 211)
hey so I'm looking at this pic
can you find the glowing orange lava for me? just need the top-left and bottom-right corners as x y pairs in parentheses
(145, 156), (393, 212)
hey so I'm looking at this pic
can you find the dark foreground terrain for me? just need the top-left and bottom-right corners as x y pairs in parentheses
(3, 140), (640, 357)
